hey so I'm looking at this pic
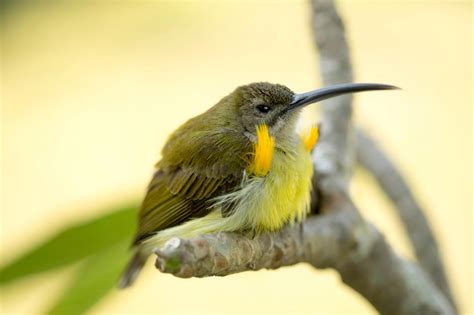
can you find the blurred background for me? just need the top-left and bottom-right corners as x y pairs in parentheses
(1, 0), (472, 314)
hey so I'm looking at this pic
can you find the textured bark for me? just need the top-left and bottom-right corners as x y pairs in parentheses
(355, 128), (457, 311)
(312, 0), (354, 187)
(155, 201), (454, 315)
(152, 1), (456, 314)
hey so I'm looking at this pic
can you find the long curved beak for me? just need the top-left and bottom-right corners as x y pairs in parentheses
(288, 83), (399, 111)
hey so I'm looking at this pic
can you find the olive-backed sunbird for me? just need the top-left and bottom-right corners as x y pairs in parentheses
(118, 82), (397, 288)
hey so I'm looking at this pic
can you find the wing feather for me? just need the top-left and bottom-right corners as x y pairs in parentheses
(132, 123), (251, 245)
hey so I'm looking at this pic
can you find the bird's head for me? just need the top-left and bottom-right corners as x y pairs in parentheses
(232, 81), (398, 140)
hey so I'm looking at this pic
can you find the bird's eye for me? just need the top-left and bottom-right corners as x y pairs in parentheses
(256, 104), (271, 113)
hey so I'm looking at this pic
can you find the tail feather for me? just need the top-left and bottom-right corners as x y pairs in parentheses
(118, 252), (147, 289)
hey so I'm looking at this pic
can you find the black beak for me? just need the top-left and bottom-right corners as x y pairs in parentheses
(288, 83), (399, 111)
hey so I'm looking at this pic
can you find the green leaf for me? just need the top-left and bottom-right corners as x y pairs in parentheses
(47, 240), (130, 315)
(0, 204), (137, 285)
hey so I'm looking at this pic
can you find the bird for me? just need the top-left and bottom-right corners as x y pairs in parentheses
(118, 82), (397, 288)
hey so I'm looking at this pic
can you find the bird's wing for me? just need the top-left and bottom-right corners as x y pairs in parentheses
(133, 125), (250, 245)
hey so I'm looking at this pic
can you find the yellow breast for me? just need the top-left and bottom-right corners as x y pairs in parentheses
(243, 124), (317, 231)
(248, 142), (314, 231)
(212, 124), (316, 232)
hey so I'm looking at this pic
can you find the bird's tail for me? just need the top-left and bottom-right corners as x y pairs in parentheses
(118, 251), (147, 289)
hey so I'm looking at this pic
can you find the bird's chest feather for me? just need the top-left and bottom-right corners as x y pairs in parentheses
(213, 141), (314, 232)
(248, 144), (313, 231)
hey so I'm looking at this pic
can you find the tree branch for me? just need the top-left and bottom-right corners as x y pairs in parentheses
(311, 0), (354, 188)
(355, 128), (457, 311)
(311, 2), (456, 312)
(155, 200), (454, 315)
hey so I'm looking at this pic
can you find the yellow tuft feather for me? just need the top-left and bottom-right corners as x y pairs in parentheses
(301, 126), (319, 152)
(301, 125), (319, 152)
(249, 124), (275, 177)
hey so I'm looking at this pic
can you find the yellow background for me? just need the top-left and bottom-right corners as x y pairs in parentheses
(1, 1), (472, 314)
